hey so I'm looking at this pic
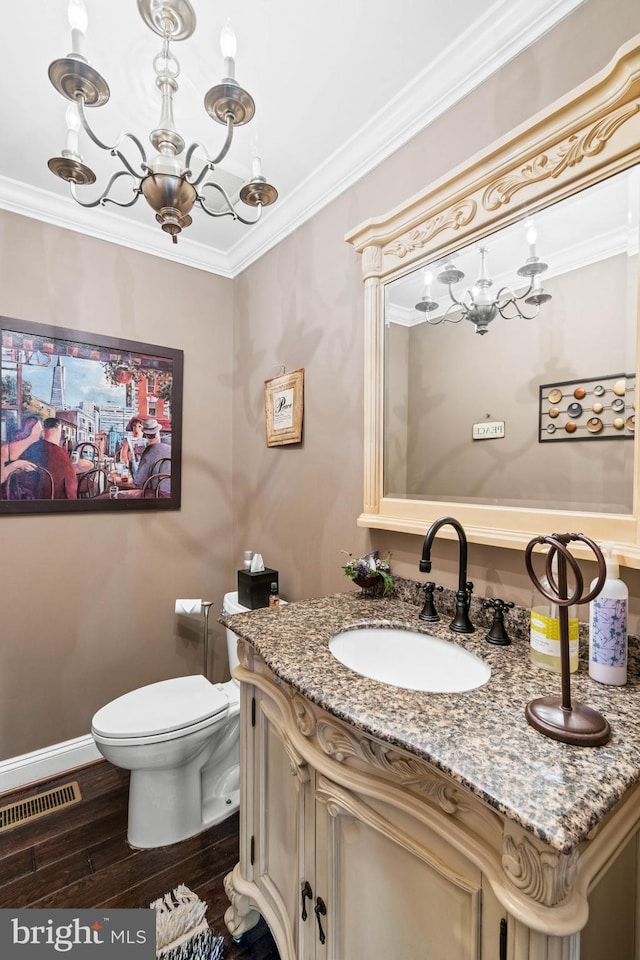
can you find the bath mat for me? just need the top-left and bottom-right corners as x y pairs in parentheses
(151, 885), (224, 960)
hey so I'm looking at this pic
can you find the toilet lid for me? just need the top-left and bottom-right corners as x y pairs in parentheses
(92, 675), (229, 739)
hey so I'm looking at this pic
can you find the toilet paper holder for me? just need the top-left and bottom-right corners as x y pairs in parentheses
(175, 599), (214, 678)
(201, 601), (213, 679)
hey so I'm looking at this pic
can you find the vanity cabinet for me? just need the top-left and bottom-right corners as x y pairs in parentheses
(224, 640), (640, 960)
(224, 645), (532, 959)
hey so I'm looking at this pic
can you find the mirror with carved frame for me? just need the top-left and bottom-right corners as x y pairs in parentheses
(346, 35), (640, 567)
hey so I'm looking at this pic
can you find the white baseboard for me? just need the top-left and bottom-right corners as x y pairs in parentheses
(0, 735), (101, 795)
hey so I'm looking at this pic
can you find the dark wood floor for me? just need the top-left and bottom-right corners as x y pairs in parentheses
(0, 761), (280, 959)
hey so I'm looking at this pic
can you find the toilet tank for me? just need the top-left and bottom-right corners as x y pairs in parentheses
(222, 591), (250, 680)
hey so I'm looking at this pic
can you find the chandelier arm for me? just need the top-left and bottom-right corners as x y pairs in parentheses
(208, 114), (235, 166)
(498, 301), (539, 321)
(197, 181), (237, 217)
(196, 186), (263, 225)
(495, 284), (516, 302)
(183, 153), (217, 190)
(69, 171), (142, 209)
(194, 196), (232, 219)
(440, 302), (465, 324)
(76, 97), (148, 170)
(495, 289), (518, 315)
(184, 117), (235, 179)
(513, 286), (536, 306)
(111, 149), (147, 182)
(496, 282), (535, 306)
(445, 286), (466, 310)
(227, 203), (263, 226)
(101, 185), (144, 209)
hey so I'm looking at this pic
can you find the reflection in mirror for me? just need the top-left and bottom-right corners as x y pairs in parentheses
(413, 225), (552, 336)
(384, 166), (639, 514)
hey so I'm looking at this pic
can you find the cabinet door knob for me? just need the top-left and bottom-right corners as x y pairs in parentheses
(301, 881), (313, 921)
(314, 896), (327, 944)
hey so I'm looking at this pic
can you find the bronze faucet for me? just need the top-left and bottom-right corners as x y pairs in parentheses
(419, 516), (475, 633)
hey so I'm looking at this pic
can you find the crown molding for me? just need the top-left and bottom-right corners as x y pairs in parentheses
(228, 0), (586, 274)
(0, 0), (585, 279)
(0, 175), (234, 278)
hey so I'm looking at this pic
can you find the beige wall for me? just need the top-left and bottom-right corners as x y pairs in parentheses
(232, 0), (640, 627)
(0, 212), (235, 759)
(2, 0), (640, 763)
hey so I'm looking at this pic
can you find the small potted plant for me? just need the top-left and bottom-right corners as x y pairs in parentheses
(342, 550), (394, 597)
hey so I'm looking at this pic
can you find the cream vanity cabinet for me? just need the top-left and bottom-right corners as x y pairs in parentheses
(224, 645), (536, 960)
(224, 641), (640, 960)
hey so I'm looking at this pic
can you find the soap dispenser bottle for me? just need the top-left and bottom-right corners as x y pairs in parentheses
(589, 543), (628, 685)
(529, 550), (579, 673)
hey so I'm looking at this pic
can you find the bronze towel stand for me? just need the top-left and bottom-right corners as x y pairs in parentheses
(525, 533), (609, 746)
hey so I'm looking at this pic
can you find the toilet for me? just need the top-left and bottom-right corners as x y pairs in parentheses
(91, 591), (248, 849)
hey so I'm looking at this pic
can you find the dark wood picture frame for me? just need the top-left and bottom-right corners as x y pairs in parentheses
(0, 316), (183, 513)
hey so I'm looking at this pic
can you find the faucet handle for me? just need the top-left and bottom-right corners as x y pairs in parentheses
(482, 598), (514, 646)
(419, 582), (443, 622)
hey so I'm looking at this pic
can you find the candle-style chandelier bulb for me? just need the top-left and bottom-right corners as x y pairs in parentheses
(525, 219), (538, 253)
(68, 0), (88, 59)
(251, 135), (262, 179)
(518, 219), (548, 278)
(415, 269), (438, 314)
(220, 21), (237, 58)
(68, 0), (88, 33)
(65, 102), (81, 155)
(220, 19), (237, 79)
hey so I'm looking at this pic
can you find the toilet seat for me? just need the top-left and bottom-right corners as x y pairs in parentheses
(92, 675), (229, 742)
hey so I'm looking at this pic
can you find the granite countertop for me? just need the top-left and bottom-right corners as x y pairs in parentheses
(222, 581), (640, 854)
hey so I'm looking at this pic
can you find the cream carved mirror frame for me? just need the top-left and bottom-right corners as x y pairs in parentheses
(346, 35), (640, 568)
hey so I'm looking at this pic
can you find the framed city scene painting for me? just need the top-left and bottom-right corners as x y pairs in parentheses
(0, 316), (183, 513)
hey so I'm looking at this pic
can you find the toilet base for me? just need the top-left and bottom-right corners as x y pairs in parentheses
(126, 758), (240, 848)
(125, 719), (240, 849)
(127, 788), (240, 849)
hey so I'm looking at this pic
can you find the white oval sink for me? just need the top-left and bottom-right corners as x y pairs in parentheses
(329, 627), (491, 693)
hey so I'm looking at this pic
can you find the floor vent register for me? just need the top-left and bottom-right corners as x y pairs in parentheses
(0, 780), (82, 831)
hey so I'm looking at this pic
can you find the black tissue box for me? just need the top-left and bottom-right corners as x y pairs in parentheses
(237, 567), (279, 609)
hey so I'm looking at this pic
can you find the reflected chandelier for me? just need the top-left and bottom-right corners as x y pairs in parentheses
(47, 0), (278, 243)
(414, 222), (551, 335)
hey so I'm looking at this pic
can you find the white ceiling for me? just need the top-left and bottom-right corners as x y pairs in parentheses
(0, 0), (584, 278)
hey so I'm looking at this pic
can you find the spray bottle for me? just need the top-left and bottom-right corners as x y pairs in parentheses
(589, 543), (628, 685)
(530, 550), (579, 673)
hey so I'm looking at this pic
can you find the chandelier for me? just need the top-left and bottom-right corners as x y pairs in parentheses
(47, 0), (278, 243)
(414, 222), (552, 335)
